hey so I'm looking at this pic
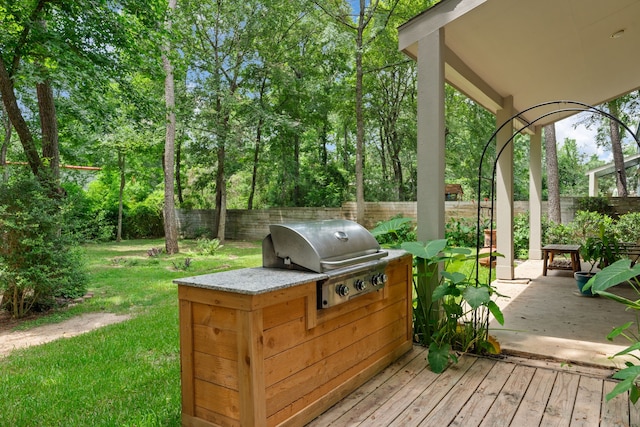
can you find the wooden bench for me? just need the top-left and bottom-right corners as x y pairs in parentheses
(609, 242), (640, 266)
(542, 244), (581, 276)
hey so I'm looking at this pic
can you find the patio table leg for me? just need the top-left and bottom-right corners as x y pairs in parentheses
(571, 251), (580, 273)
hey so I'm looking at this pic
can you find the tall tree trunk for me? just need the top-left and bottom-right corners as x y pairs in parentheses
(176, 136), (183, 204)
(0, 59), (44, 179)
(248, 116), (262, 210)
(293, 134), (300, 206)
(117, 150), (125, 242)
(215, 143), (226, 242)
(378, 126), (388, 181)
(162, 0), (179, 254)
(248, 77), (267, 210)
(609, 100), (628, 197)
(1, 103), (11, 182)
(320, 121), (328, 167)
(354, 0), (366, 224)
(37, 80), (59, 183)
(343, 123), (350, 170)
(391, 131), (404, 201)
(544, 124), (561, 223)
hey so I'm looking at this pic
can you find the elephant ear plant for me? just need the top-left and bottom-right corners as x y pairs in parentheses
(372, 219), (505, 374)
(585, 259), (640, 403)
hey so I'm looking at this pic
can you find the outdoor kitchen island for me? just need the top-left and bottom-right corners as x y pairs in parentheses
(175, 249), (413, 427)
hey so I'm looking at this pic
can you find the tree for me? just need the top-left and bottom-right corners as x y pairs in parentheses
(544, 124), (561, 222)
(0, 0), (164, 195)
(178, 0), (264, 240)
(444, 87), (496, 199)
(362, 2), (420, 201)
(608, 99), (628, 196)
(579, 93), (640, 196)
(557, 138), (588, 196)
(313, 0), (401, 223)
(0, 97), (11, 182)
(162, 0), (179, 254)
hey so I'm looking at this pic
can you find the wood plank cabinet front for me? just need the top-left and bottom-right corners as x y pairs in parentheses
(177, 253), (413, 427)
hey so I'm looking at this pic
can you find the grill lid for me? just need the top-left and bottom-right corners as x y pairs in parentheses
(262, 219), (387, 272)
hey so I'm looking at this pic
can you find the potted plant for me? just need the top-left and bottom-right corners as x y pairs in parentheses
(575, 224), (618, 296)
(575, 237), (600, 296)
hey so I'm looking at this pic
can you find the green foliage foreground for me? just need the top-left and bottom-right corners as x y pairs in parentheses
(372, 218), (502, 374)
(0, 175), (87, 318)
(586, 260), (640, 404)
(0, 239), (261, 427)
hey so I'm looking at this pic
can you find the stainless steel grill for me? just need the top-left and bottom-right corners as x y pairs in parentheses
(262, 219), (389, 308)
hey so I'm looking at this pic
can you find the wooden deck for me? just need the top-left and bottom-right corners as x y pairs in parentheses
(307, 346), (640, 427)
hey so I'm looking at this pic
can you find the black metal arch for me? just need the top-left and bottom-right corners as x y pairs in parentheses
(471, 100), (640, 338)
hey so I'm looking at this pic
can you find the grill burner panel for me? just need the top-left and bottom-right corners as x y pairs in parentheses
(318, 260), (388, 309)
(262, 219), (389, 308)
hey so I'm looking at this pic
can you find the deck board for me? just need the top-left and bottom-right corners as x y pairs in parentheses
(510, 367), (556, 425)
(417, 357), (495, 426)
(387, 356), (477, 426)
(308, 348), (640, 427)
(601, 380), (630, 427)
(308, 346), (428, 426)
(571, 376), (604, 426)
(450, 359), (516, 427)
(479, 364), (536, 427)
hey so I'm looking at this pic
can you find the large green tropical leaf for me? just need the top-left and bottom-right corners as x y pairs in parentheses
(588, 259), (640, 293)
(370, 217), (413, 236)
(441, 270), (467, 285)
(596, 291), (640, 310)
(428, 342), (451, 374)
(432, 282), (457, 300)
(463, 286), (491, 309)
(488, 300), (504, 325)
(401, 239), (448, 260)
(609, 365), (640, 403)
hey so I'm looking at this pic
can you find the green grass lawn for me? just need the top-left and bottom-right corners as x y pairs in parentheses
(0, 238), (262, 427)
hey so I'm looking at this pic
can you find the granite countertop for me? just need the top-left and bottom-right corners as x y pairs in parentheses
(174, 249), (408, 295)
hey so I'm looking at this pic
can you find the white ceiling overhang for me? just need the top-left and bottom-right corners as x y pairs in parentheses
(398, 0), (640, 129)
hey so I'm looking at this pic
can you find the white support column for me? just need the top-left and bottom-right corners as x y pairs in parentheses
(495, 96), (514, 279)
(588, 172), (598, 196)
(416, 29), (445, 242)
(529, 127), (542, 260)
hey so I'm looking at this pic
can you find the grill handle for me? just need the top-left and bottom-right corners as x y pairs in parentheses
(320, 251), (388, 269)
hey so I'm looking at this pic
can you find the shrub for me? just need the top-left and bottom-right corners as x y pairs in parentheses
(570, 210), (615, 244)
(61, 182), (115, 242)
(513, 212), (529, 259)
(574, 196), (610, 215)
(614, 212), (640, 243)
(124, 190), (164, 239)
(196, 238), (222, 255)
(543, 220), (574, 245)
(444, 218), (476, 247)
(0, 175), (87, 318)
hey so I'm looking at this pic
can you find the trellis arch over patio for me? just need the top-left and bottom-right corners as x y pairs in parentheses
(398, 0), (640, 279)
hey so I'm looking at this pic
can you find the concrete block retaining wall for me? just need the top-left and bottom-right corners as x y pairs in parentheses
(176, 198), (640, 241)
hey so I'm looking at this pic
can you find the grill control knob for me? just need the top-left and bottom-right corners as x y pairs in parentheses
(371, 273), (388, 287)
(354, 279), (366, 291)
(335, 284), (350, 297)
